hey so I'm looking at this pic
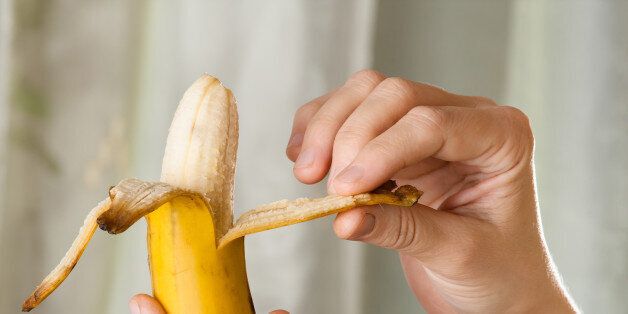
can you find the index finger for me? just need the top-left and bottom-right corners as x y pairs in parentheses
(331, 105), (533, 195)
(286, 90), (336, 161)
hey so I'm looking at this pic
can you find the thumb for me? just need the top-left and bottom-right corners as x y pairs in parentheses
(333, 203), (473, 262)
(129, 294), (165, 314)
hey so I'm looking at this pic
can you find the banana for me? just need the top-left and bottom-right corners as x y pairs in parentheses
(21, 75), (422, 313)
(146, 75), (253, 313)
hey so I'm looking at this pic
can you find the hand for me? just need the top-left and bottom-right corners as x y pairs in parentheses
(128, 294), (289, 314)
(286, 70), (578, 313)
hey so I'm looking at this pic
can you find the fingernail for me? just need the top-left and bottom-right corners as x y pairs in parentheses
(287, 133), (304, 148)
(349, 213), (375, 239)
(335, 165), (364, 183)
(129, 300), (141, 314)
(294, 148), (316, 169)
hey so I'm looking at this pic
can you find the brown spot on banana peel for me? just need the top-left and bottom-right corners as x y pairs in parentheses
(22, 179), (421, 311)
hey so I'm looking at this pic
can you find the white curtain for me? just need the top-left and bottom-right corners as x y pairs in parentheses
(506, 2), (628, 312)
(374, 1), (628, 313)
(1, 1), (626, 314)
(0, 0), (146, 312)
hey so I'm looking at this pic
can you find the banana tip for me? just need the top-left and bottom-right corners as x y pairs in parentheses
(21, 296), (36, 312)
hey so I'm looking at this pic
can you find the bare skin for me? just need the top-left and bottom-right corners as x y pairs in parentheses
(130, 70), (578, 313)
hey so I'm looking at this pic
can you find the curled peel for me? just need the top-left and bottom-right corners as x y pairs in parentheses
(22, 178), (201, 311)
(22, 179), (421, 311)
(97, 178), (212, 234)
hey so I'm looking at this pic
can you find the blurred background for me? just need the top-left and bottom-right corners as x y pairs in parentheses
(0, 1), (626, 313)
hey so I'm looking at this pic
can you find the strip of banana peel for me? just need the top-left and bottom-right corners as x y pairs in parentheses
(22, 178), (421, 311)
(21, 198), (112, 312)
(98, 179), (421, 248)
(218, 182), (422, 249)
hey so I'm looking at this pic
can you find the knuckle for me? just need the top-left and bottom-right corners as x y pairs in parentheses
(389, 209), (433, 255)
(295, 105), (306, 117)
(351, 140), (400, 174)
(310, 110), (339, 129)
(501, 105), (530, 125)
(392, 209), (418, 250)
(335, 125), (369, 142)
(406, 106), (446, 132)
(378, 77), (416, 100)
(469, 95), (498, 107)
(295, 101), (319, 119)
(366, 140), (395, 159)
(347, 69), (386, 88)
(499, 106), (534, 150)
(359, 139), (406, 173)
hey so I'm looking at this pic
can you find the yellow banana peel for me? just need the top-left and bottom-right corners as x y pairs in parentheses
(22, 75), (421, 313)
